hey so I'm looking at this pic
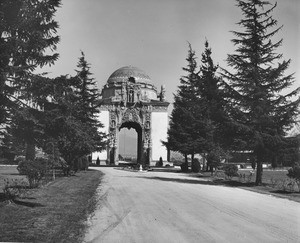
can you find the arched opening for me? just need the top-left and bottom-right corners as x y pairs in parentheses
(118, 122), (142, 163)
(119, 128), (137, 162)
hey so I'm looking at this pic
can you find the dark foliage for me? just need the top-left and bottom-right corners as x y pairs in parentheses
(223, 164), (239, 178)
(191, 158), (201, 173)
(17, 158), (49, 188)
(167, 43), (199, 158)
(0, 0), (61, 128)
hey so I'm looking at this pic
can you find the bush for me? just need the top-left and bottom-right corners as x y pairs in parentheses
(180, 162), (188, 172)
(223, 164), (239, 179)
(156, 157), (163, 167)
(3, 179), (28, 202)
(191, 158), (201, 173)
(17, 158), (49, 188)
(287, 163), (300, 192)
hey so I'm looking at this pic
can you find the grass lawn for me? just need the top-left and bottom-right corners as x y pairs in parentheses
(0, 165), (103, 242)
(192, 168), (300, 203)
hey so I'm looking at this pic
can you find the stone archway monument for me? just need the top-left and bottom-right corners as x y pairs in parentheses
(92, 66), (169, 166)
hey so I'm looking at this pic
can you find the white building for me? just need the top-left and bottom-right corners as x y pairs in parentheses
(92, 66), (169, 166)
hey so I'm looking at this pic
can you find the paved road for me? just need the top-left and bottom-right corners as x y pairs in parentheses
(84, 167), (300, 243)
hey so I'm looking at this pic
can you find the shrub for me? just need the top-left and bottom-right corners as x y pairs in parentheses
(287, 163), (300, 192)
(17, 158), (49, 188)
(223, 164), (239, 179)
(191, 158), (201, 173)
(180, 162), (188, 172)
(156, 157), (163, 167)
(96, 157), (100, 165)
(3, 179), (28, 202)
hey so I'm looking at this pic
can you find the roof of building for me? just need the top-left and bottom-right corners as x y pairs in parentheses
(107, 66), (152, 84)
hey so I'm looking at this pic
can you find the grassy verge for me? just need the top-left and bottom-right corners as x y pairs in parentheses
(190, 169), (300, 203)
(0, 166), (103, 242)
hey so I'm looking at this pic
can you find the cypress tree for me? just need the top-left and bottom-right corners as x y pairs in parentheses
(167, 43), (199, 168)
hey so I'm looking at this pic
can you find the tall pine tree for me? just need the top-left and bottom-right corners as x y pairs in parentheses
(0, 0), (60, 126)
(0, 0), (61, 159)
(222, 0), (300, 185)
(167, 43), (199, 169)
(194, 40), (229, 171)
(73, 51), (106, 153)
(74, 51), (101, 125)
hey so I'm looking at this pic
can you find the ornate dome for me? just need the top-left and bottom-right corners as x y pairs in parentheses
(107, 66), (152, 84)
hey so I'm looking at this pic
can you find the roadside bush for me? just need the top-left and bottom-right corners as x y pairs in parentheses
(180, 162), (188, 172)
(191, 158), (201, 173)
(3, 179), (28, 202)
(223, 164), (239, 179)
(287, 163), (300, 192)
(17, 158), (49, 188)
(156, 157), (163, 167)
(96, 157), (100, 165)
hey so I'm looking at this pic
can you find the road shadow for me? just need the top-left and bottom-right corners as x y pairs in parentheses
(13, 199), (45, 207)
(271, 190), (295, 194)
(133, 176), (217, 186)
(0, 193), (44, 207)
(130, 175), (257, 188)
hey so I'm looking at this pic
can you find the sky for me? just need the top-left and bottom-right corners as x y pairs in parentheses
(42, 0), (300, 106)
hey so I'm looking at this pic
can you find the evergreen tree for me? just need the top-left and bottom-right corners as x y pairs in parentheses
(222, 0), (300, 185)
(0, 0), (60, 125)
(194, 40), (229, 171)
(74, 51), (101, 125)
(167, 43), (199, 169)
(0, 0), (61, 159)
(41, 74), (106, 168)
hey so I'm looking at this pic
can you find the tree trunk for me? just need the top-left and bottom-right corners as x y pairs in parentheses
(191, 152), (194, 168)
(25, 143), (35, 160)
(255, 161), (263, 185)
(255, 152), (263, 185)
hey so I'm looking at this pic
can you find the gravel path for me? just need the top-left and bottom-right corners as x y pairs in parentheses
(84, 167), (300, 243)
